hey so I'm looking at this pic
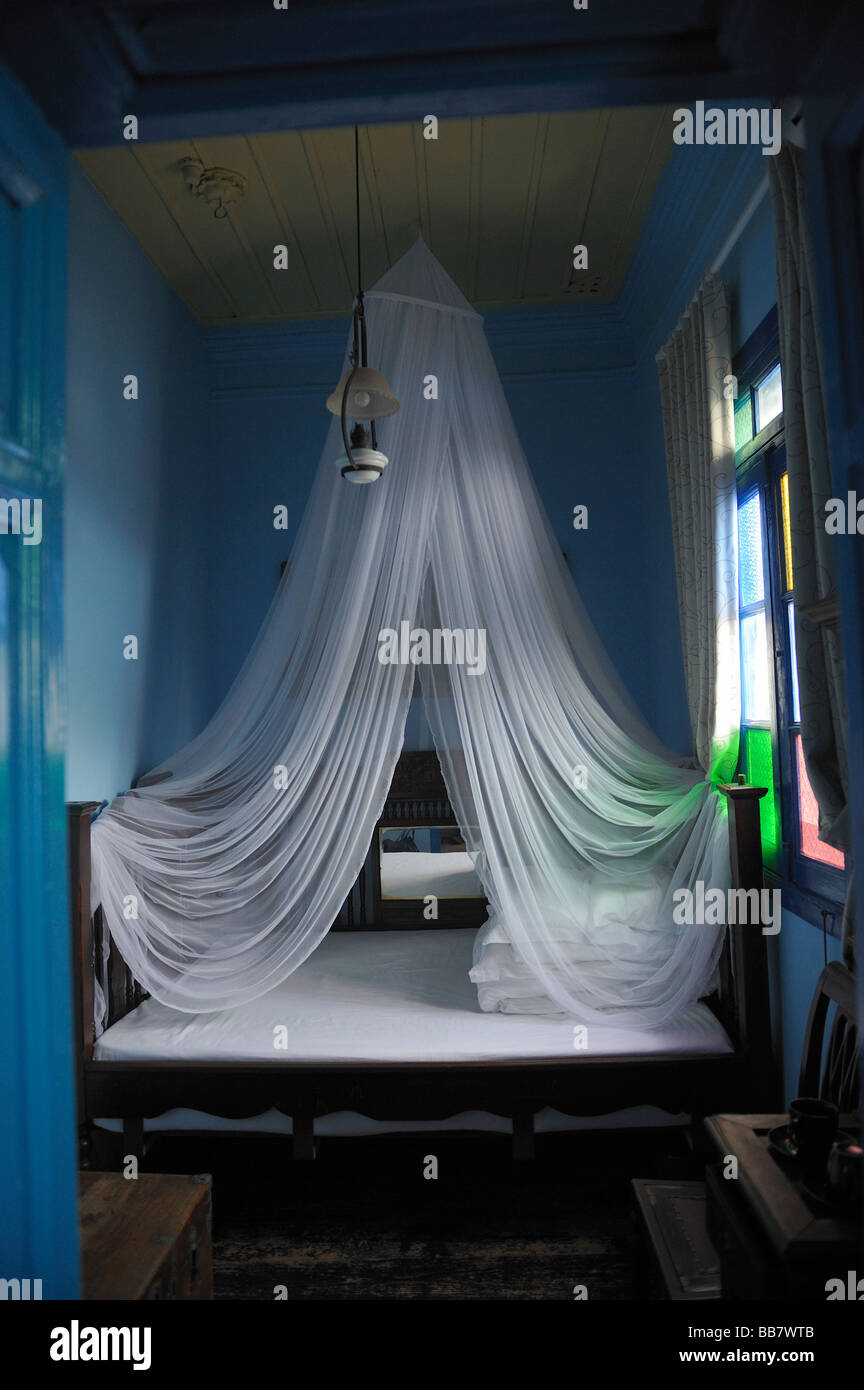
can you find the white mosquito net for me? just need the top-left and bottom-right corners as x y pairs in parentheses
(90, 237), (733, 1031)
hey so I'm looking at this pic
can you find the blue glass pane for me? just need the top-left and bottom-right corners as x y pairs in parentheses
(788, 601), (801, 723)
(741, 611), (771, 722)
(755, 362), (783, 431)
(737, 491), (764, 607)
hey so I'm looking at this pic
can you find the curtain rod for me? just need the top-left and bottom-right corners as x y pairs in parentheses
(710, 174), (770, 274)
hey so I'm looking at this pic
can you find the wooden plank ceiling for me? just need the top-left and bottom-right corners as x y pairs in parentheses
(75, 108), (673, 325)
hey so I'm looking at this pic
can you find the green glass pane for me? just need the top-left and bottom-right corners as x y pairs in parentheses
(734, 392), (753, 453)
(746, 727), (780, 860)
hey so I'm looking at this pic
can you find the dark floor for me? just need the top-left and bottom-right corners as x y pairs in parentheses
(118, 1126), (699, 1300)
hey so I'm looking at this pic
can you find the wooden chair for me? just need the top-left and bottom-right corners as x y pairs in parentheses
(798, 959), (860, 1112)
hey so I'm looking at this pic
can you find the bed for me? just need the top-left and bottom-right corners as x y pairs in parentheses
(69, 752), (778, 1163)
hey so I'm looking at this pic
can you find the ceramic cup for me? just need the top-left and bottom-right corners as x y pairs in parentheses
(788, 1097), (839, 1180)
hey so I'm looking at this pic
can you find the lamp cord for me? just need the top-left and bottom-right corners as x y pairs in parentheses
(355, 125), (362, 303)
(353, 125), (377, 447)
(339, 124), (380, 470)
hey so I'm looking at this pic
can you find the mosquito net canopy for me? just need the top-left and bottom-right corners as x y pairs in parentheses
(90, 238), (734, 1031)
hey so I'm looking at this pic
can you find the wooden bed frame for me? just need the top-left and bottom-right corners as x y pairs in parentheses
(68, 754), (779, 1164)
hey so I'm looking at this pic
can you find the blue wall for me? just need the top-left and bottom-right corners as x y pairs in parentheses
(776, 916), (843, 1107)
(498, 363), (668, 740)
(65, 161), (211, 800)
(723, 191), (777, 355)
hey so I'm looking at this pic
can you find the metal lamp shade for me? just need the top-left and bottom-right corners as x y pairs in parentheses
(326, 367), (400, 420)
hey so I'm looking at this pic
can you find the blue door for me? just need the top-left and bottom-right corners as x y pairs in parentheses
(0, 60), (79, 1298)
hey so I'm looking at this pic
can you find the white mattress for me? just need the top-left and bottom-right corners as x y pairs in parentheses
(380, 849), (484, 898)
(94, 928), (733, 1065)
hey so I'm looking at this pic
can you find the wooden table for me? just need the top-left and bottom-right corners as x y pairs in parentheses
(79, 1171), (213, 1300)
(704, 1113), (860, 1299)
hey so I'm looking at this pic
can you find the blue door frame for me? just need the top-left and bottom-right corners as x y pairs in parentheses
(0, 60), (79, 1299)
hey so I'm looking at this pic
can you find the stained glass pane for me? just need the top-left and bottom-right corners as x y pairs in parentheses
(795, 733), (845, 868)
(780, 472), (794, 591)
(734, 391), (754, 453)
(746, 727), (780, 859)
(741, 611), (771, 721)
(755, 362), (783, 431)
(737, 491), (764, 607)
(787, 601), (801, 723)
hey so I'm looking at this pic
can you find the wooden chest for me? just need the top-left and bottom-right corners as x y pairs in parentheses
(631, 1178), (722, 1300)
(79, 1171), (213, 1300)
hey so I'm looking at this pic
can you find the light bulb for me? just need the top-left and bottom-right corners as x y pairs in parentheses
(353, 389), (371, 408)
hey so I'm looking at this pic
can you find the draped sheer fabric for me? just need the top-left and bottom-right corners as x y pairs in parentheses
(91, 238), (731, 1031)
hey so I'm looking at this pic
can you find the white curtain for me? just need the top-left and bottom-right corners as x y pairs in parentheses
(91, 238), (732, 1030)
(768, 143), (849, 853)
(656, 273), (740, 783)
(769, 141), (853, 971)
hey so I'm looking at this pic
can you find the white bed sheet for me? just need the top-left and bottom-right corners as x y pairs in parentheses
(380, 850), (485, 899)
(94, 927), (733, 1065)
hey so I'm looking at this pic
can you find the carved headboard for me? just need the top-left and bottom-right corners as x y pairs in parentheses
(799, 960), (859, 1111)
(333, 749), (488, 930)
(370, 750), (489, 930)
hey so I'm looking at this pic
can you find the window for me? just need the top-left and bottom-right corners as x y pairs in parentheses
(754, 362), (783, 432)
(734, 310), (846, 927)
(736, 485), (781, 864)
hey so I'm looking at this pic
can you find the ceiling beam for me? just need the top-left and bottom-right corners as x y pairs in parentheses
(0, 0), (859, 148)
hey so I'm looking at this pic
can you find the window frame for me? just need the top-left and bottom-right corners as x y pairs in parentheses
(734, 311), (847, 936)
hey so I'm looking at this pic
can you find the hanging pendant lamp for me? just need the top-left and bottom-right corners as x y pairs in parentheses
(327, 128), (399, 483)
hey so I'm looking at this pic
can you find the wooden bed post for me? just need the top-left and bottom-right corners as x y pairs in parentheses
(293, 1110), (316, 1160)
(122, 1117), (145, 1168)
(512, 1108), (535, 1162)
(718, 783), (779, 1110)
(68, 802), (100, 1168)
